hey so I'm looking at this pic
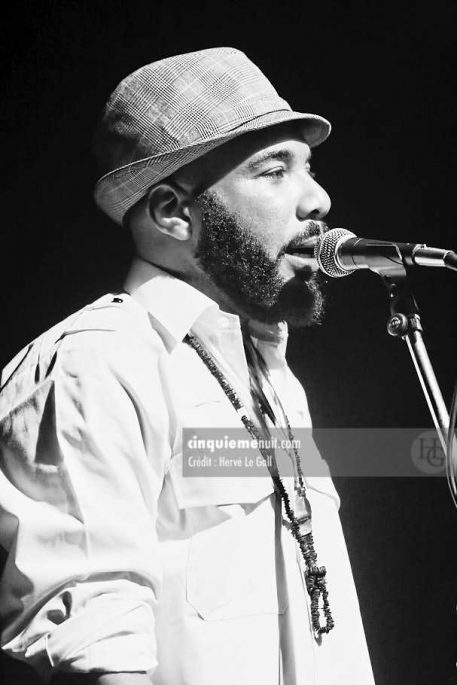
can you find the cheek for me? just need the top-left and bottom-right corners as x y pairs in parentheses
(242, 200), (294, 253)
(213, 185), (296, 255)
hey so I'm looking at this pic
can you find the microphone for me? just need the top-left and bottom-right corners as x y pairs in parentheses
(308, 228), (457, 278)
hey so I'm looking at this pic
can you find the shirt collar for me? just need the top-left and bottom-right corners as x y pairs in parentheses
(123, 257), (288, 353)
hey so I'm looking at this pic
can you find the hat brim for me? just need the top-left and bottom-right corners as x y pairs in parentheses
(94, 109), (331, 225)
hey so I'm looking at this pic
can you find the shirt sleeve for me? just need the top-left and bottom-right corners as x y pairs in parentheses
(0, 329), (173, 682)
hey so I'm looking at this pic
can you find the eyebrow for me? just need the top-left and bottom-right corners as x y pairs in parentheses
(245, 147), (312, 172)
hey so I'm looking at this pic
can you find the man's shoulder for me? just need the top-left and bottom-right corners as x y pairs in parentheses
(1, 293), (166, 391)
(52, 292), (155, 345)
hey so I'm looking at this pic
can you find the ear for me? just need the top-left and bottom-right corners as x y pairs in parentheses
(146, 183), (192, 241)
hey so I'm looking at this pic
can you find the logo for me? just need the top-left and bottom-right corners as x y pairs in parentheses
(411, 431), (446, 474)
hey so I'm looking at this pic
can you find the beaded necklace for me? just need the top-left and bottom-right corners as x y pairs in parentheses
(184, 332), (334, 637)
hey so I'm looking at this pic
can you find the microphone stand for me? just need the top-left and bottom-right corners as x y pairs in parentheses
(379, 256), (456, 504)
(384, 273), (450, 451)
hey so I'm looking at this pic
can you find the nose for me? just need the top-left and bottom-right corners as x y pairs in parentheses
(297, 175), (331, 220)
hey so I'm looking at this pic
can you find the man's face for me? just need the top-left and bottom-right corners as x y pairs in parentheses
(187, 124), (332, 327)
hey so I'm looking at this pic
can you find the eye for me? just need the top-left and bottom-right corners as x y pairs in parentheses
(262, 167), (286, 179)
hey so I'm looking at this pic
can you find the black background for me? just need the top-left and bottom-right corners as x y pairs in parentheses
(1, 1), (456, 683)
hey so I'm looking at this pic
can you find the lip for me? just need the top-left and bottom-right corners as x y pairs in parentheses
(286, 235), (321, 254)
(285, 236), (319, 256)
(281, 235), (321, 273)
(284, 251), (319, 272)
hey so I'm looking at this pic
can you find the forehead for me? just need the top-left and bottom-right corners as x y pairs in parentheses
(175, 122), (312, 191)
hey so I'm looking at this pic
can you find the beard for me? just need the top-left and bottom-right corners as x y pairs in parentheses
(194, 190), (327, 328)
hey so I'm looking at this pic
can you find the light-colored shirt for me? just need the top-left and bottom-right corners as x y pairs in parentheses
(0, 258), (375, 684)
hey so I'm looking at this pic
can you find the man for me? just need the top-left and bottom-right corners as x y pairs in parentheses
(0, 48), (375, 684)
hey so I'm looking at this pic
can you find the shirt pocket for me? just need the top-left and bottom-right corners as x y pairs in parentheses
(168, 451), (288, 621)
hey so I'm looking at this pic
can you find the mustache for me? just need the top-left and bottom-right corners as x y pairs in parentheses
(280, 220), (329, 255)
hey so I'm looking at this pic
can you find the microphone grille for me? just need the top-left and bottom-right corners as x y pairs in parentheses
(315, 228), (356, 278)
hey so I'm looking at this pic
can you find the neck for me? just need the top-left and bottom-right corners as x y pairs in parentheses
(137, 254), (284, 336)
(140, 253), (243, 317)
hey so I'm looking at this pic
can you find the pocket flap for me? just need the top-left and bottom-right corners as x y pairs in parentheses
(168, 452), (274, 509)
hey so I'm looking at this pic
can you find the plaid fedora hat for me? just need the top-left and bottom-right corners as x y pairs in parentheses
(93, 47), (331, 225)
